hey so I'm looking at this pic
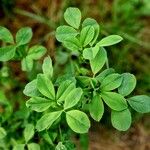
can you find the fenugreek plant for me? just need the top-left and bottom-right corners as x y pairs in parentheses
(0, 7), (150, 150)
(0, 26), (46, 71)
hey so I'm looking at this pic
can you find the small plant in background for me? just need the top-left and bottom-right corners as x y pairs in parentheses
(0, 7), (150, 150)
(0, 26), (46, 72)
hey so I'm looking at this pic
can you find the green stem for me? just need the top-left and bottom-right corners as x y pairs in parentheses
(106, 57), (109, 69)
(59, 125), (63, 141)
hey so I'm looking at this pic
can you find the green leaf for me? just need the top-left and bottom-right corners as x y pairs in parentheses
(80, 26), (95, 47)
(83, 47), (93, 60)
(66, 110), (90, 134)
(76, 76), (91, 88)
(111, 109), (131, 131)
(26, 97), (54, 112)
(23, 124), (34, 143)
(128, 95), (150, 113)
(28, 45), (46, 60)
(23, 79), (41, 97)
(63, 37), (81, 51)
(21, 56), (33, 72)
(83, 46), (99, 60)
(16, 27), (32, 46)
(90, 47), (107, 75)
(13, 144), (25, 150)
(96, 68), (115, 82)
(100, 73), (123, 91)
(41, 132), (54, 146)
(0, 26), (14, 43)
(37, 74), (55, 99)
(89, 94), (104, 121)
(64, 88), (83, 110)
(36, 111), (62, 131)
(118, 73), (136, 96)
(0, 127), (6, 139)
(56, 25), (78, 42)
(42, 56), (53, 78)
(55, 142), (67, 150)
(82, 18), (100, 46)
(101, 92), (128, 111)
(97, 35), (123, 47)
(64, 7), (81, 29)
(28, 143), (40, 150)
(56, 80), (76, 103)
(55, 74), (76, 85)
(0, 45), (16, 61)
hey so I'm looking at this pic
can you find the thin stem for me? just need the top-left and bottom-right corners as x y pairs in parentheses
(106, 57), (109, 69)
(59, 125), (63, 141)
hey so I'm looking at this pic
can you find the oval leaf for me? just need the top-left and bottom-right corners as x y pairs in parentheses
(28, 45), (46, 60)
(111, 109), (131, 131)
(56, 25), (78, 42)
(37, 74), (55, 99)
(0, 26), (14, 43)
(118, 73), (136, 96)
(82, 18), (100, 46)
(16, 27), (33, 46)
(23, 79), (41, 97)
(26, 97), (54, 112)
(66, 110), (90, 134)
(21, 56), (33, 72)
(128, 95), (150, 113)
(80, 26), (95, 47)
(100, 73), (123, 91)
(101, 92), (128, 111)
(90, 47), (107, 75)
(42, 56), (53, 78)
(64, 7), (81, 29)
(36, 111), (62, 131)
(63, 37), (81, 51)
(96, 68), (115, 82)
(56, 80), (76, 102)
(97, 35), (123, 47)
(0, 46), (16, 61)
(23, 124), (34, 143)
(83, 46), (99, 60)
(64, 88), (83, 110)
(89, 94), (104, 121)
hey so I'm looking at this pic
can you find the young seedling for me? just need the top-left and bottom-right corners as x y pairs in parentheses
(0, 26), (46, 72)
(0, 7), (149, 150)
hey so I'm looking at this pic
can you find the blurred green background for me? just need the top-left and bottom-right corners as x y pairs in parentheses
(0, 0), (149, 149)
